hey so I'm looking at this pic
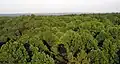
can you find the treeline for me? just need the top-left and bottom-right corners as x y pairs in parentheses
(0, 13), (120, 64)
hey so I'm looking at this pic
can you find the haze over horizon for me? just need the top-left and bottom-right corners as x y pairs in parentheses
(0, 0), (120, 14)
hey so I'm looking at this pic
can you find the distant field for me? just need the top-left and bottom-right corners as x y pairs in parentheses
(0, 13), (120, 64)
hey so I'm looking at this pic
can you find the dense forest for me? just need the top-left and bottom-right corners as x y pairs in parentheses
(0, 13), (120, 64)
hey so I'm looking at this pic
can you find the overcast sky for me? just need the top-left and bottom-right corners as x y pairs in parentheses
(0, 0), (120, 14)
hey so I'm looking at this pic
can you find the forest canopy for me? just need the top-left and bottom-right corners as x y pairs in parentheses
(0, 13), (120, 64)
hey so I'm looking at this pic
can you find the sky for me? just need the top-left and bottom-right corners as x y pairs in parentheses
(0, 0), (120, 14)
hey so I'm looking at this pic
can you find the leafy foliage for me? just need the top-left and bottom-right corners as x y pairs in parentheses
(0, 13), (120, 64)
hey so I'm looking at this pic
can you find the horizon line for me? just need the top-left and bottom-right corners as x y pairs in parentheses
(0, 12), (120, 14)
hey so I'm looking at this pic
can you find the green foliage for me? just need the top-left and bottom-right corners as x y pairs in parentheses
(0, 13), (120, 64)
